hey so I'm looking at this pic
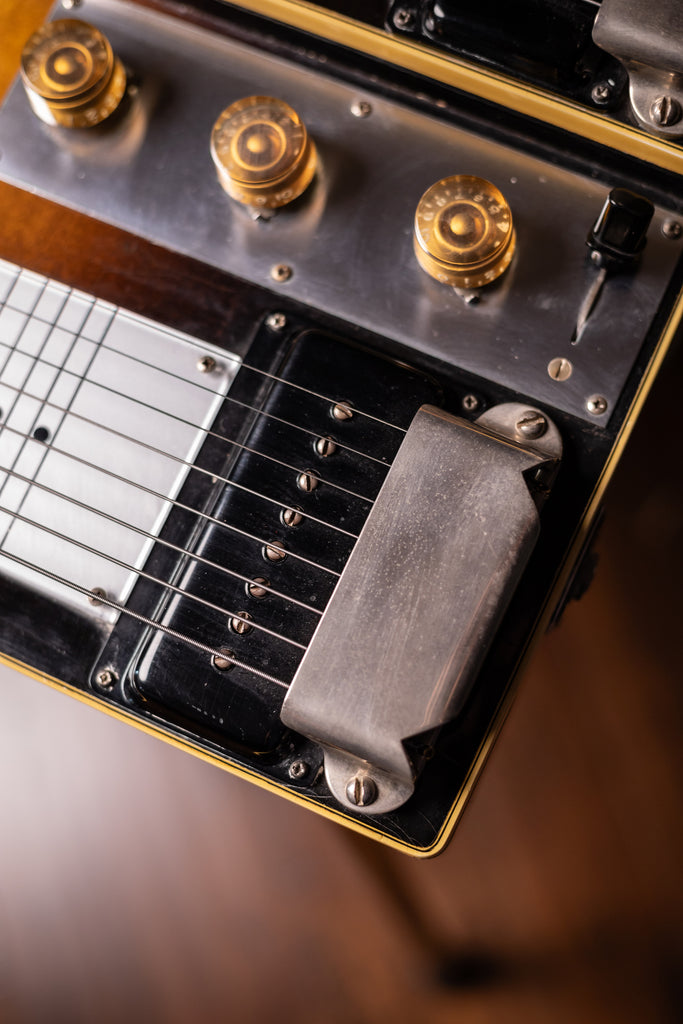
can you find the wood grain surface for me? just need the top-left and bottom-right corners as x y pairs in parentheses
(1, 5), (682, 1023)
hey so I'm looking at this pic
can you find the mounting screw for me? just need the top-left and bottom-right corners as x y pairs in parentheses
(662, 219), (683, 240)
(270, 263), (293, 283)
(345, 774), (378, 807)
(591, 81), (613, 106)
(88, 587), (106, 606)
(288, 759), (309, 780)
(265, 312), (287, 331)
(350, 100), (372, 118)
(196, 355), (216, 373)
(462, 394), (480, 413)
(62, 0), (82, 8)
(650, 95), (682, 128)
(515, 410), (548, 440)
(548, 357), (573, 382)
(393, 7), (415, 30)
(586, 394), (608, 416)
(96, 668), (117, 689)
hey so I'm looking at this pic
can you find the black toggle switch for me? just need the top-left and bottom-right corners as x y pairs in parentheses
(587, 187), (654, 271)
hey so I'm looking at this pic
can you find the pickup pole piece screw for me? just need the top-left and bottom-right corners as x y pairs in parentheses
(271, 263), (292, 283)
(331, 401), (353, 421)
(196, 355), (216, 373)
(297, 470), (319, 492)
(662, 220), (683, 240)
(281, 507), (303, 527)
(212, 648), (234, 671)
(96, 668), (117, 688)
(351, 100), (372, 118)
(650, 96), (682, 128)
(586, 394), (608, 416)
(264, 540), (287, 563)
(462, 394), (480, 412)
(591, 81), (613, 106)
(345, 774), (378, 807)
(230, 611), (253, 634)
(515, 411), (548, 440)
(548, 357), (573, 381)
(247, 577), (270, 598)
(315, 436), (337, 457)
(266, 312), (287, 331)
(288, 760), (309, 780)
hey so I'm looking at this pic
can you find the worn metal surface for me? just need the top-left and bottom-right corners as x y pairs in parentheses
(0, 0), (681, 424)
(282, 403), (562, 814)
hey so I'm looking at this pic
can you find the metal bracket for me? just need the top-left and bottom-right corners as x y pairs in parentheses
(281, 403), (562, 815)
(593, 0), (683, 138)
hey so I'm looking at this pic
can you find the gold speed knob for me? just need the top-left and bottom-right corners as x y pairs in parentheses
(20, 19), (126, 129)
(210, 96), (317, 209)
(414, 175), (516, 289)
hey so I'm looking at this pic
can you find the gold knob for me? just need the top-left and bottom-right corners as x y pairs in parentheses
(210, 96), (317, 209)
(414, 175), (516, 289)
(20, 19), (126, 129)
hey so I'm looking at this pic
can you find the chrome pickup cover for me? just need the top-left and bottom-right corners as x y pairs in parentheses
(282, 403), (562, 814)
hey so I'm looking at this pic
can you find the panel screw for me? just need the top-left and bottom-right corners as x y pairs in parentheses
(350, 100), (372, 118)
(62, 0), (82, 8)
(586, 394), (608, 415)
(266, 312), (287, 331)
(96, 668), (117, 688)
(270, 263), (293, 282)
(288, 759), (309, 780)
(196, 355), (216, 373)
(281, 507), (303, 527)
(591, 81), (613, 106)
(650, 95), (682, 127)
(88, 587), (106, 606)
(264, 540), (287, 562)
(548, 357), (573, 381)
(297, 470), (319, 492)
(212, 648), (234, 671)
(393, 7), (415, 29)
(662, 219), (683, 240)
(462, 394), (480, 412)
(515, 411), (547, 440)
(230, 611), (253, 634)
(246, 577), (270, 598)
(314, 436), (337, 457)
(331, 401), (353, 421)
(345, 774), (378, 807)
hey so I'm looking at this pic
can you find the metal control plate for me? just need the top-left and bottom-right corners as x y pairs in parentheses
(0, 0), (681, 425)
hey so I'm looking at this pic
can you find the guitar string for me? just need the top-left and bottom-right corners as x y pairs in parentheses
(0, 334), (377, 506)
(0, 500), (309, 652)
(0, 377), (362, 541)
(97, 305), (409, 436)
(0, 463), (325, 617)
(0, 548), (290, 690)
(0, 420), (344, 578)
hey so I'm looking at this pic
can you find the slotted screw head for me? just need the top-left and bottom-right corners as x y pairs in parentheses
(331, 401), (353, 421)
(515, 410), (548, 440)
(281, 507), (303, 527)
(230, 611), (253, 634)
(247, 577), (270, 598)
(264, 540), (287, 562)
(314, 436), (337, 457)
(345, 774), (378, 807)
(650, 95), (682, 127)
(212, 648), (234, 671)
(548, 357), (573, 381)
(297, 470), (318, 492)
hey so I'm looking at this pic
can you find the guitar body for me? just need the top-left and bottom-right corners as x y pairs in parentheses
(0, 0), (681, 854)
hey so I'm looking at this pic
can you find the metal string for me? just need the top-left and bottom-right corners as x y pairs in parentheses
(0, 547), (290, 690)
(0, 376), (362, 541)
(0, 420), (343, 578)
(0, 334), (377, 505)
(0, 500), (308, 651)
(0, 462), (324, 617)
